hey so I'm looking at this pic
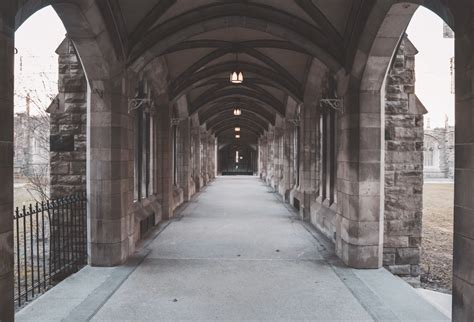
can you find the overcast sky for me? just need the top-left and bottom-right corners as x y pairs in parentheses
(14, 6), (454, 128)
(406, 6), (455, 128)
(14, 6), (65, 114)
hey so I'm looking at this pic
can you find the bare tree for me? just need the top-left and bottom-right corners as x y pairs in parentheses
(15, 70), (55, 202)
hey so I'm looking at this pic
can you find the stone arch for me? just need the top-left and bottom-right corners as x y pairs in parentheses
(14, 1), (132, 269)
(336, 1), (454, 271)
(16, 0), (120, 81)
(130, 12), (343, 73)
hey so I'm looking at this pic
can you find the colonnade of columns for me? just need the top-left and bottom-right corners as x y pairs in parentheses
(2, 1), (474, 320)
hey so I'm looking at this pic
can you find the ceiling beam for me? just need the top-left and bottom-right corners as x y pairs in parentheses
(96, 0), (129, 60)
(128, 2), (344, 69)
(163, 39), (311, 56)
(198, 100), (276, 125)
(189, 87), (285, 116)
(170, 61), (302, 103)
(206, 112), (269, 132)
(128, 0), (177, 48)
(198, 98), (276, 125)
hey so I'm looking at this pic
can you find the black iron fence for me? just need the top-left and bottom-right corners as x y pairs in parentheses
(14, 193), (87, 308)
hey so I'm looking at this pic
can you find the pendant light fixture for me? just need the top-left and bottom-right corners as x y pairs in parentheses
(233, 108), (242, 116)
(235, 134), (241, 139)
(235, 127), (240, 132)
(230, 51), (244, 84)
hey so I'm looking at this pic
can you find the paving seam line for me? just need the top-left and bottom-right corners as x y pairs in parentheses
(65, 182), (213, 320)
(268, 182), (400, 322)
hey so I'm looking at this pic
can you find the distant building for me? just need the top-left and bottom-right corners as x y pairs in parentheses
(443, 22), (455, 39)
(14, 112), (50, 179)
(423, 122), (454, 180)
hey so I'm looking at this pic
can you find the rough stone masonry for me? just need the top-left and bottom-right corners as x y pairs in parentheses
(47, 37), (87, 198)
(383, 35), (426, 285)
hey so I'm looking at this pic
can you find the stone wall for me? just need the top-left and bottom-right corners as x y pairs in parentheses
(48, 38), (87, 198)
(257, 36), (426, 282)
(46, 38), (88, 274)
(383, 35), (425, 285)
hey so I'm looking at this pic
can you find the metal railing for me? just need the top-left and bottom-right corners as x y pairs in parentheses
(14, 193), (87, 308)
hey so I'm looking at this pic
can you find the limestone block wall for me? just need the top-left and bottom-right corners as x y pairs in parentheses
(48, 38), (87, 198)
(383, 36), (425, 284)
(258, 37), (425, 279)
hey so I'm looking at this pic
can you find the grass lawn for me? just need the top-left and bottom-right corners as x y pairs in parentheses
(421, 183), (453, 293)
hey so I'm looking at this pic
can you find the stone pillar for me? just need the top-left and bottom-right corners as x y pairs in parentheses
(200, 128), (208, 184)
(0, 5), (15, 320)
(179, 118), (192, 201)
(260, 136), (268, 180)
(336, 82), (384, 269)
(191, 125), (202, 190)
(88, 75), (133, 266)
(208, 135), (216, 180)
(272, 123), (284, 190)
(452, 2), (474, 319)
(280, 120), (294, 200)
(266, 127), (274, 185)
(258, 135), (264, 179)
(155, 95), (172, 219)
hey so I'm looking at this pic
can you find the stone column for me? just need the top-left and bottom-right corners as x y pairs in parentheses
(208, 135), (216, 180)
(155, 95), (172, 219)
(88, 75), (133, 266)
(452, 2), (474, 319)
(336, 79), (384, 269)
(280, 120), (294, 200)
(260, 136), (268, 180)
(266, 127), (274, 185)
(200, 128), (208, 184)
(0, 6), (15, 320)
(272, 125), (284, 190)
(191, 125), (202, 190)
(179, 118), (192, 201)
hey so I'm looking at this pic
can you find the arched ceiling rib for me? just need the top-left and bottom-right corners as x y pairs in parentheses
(96, 0), (377, 144)
(128, 2), (344, 64)
(199, 102), (275, 126)
(207, 114), (269, 134)
(190, 87), (285, 117)
(169, 61), (303, 104)
(214, 121), (263, 137)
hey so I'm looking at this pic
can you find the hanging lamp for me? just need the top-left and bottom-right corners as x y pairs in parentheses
(230, 52), (244, 84)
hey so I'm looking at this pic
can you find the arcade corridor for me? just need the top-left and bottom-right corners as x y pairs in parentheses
(3, 1), (474, 320)
(17, 177), (447, 321)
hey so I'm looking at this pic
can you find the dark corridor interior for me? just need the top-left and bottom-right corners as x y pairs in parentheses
(218, 143), (257, 175)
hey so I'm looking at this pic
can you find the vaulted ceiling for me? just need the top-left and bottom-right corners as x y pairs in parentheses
(96, 0), (376, 146)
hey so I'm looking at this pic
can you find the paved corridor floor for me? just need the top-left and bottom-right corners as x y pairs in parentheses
(17, 177), (449, 321)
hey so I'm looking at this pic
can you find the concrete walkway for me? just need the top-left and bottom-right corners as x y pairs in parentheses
(17, 177), (449, 321)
